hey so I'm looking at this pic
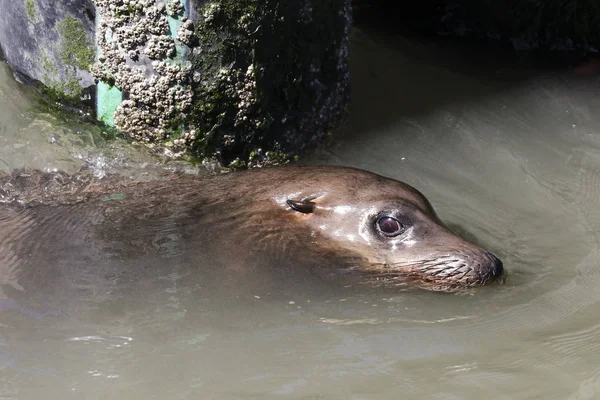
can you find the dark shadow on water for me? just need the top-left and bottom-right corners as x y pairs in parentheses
(336, 17), (599, 141)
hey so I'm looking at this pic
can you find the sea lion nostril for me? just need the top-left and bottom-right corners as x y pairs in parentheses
(484, 251), (504, 277)
(484, 251), (498, 262)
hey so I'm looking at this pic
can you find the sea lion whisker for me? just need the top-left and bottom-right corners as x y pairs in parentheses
(388, 261), (427, 268)
(458, 268), (473, 280)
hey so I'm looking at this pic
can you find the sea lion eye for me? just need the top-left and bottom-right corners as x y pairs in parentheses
(376, 216), (404, 237)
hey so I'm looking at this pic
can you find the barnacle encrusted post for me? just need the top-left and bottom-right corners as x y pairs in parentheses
(91, 0), (195, 152)
(188, 0), (352, 168)
(90, 0), (351, 167)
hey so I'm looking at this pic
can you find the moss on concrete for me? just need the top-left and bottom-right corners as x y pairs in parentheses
(38, 55), (85, 108)
(25, 0), (37, 20)
(56, 15), (94, 71)
(189, 0), (350, 168)
(32, 15), (95, 109)
(38, 50), (78, 106)
(41, 51), (58, 77)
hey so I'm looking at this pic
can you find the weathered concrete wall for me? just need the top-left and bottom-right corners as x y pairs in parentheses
(0, 0), (96, 104)
(91, 0), (193, 134)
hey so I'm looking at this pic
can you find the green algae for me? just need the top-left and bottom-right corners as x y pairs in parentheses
(31, 16), (95, 109)
(41, 52), (57, 77)
(25, 0), (37, 20)
(57, 15), (94, 71)
(102, 192), (126, 201)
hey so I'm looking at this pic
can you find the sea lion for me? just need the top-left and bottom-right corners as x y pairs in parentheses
(0, 165), (503, 299)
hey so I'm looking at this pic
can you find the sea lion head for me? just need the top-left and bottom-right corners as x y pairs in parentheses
(275, 166), (504, 291)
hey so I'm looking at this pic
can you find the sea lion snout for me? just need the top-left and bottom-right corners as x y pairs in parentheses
(386, 244), (504, 289)
(384, 225), (505, 288)
(484, 251), (504, 278)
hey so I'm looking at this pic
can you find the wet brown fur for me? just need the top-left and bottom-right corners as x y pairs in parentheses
(0, 166), (503, 296)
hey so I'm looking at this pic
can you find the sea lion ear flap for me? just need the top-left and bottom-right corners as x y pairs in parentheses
(286, 199), (316, 214)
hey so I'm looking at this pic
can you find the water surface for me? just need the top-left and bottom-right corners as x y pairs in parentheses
(2, 29), (600, 399)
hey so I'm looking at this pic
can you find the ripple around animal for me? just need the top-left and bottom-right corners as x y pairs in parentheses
(572, 150), (600, 226)
(0, 208), (37, 293)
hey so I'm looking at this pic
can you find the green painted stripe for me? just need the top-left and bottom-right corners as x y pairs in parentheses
(162, 0), (188, 63)
(95, 9), (122, 127)
(95, 1), (188, 129)
(96, 81), (122, 127)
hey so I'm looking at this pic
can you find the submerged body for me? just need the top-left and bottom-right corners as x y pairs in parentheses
(0, 166), (503, 299)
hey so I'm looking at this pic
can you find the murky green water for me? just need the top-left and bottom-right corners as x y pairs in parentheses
(2, 28), (600, 399)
